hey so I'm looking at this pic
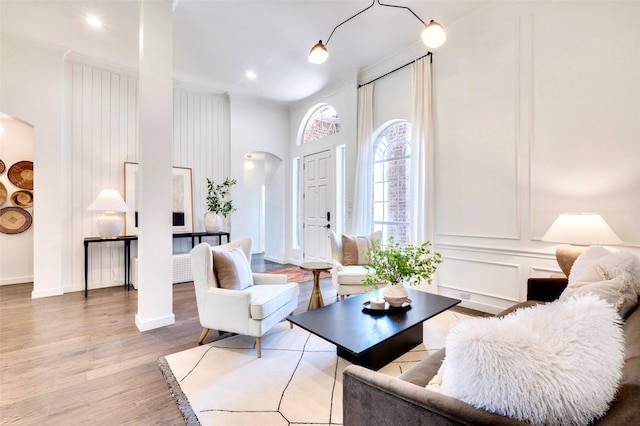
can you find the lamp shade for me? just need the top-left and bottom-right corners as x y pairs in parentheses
(308, 40), (329, 64)
(87, 189), (129, 212)
(422, 20), (447, 48)
(541, 213), (622, 245)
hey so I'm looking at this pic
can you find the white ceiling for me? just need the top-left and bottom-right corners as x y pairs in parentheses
(1, 0), (492, 104)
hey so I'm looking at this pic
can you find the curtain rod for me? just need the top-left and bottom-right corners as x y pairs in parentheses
(358, 52), (432, 88)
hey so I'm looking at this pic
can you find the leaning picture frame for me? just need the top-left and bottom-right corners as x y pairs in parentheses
(124, 162), (194, 235)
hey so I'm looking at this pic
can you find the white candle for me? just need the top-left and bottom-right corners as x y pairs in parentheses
(370, 297), (385, 310)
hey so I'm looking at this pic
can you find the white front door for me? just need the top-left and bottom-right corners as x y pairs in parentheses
(303, 150), (333, 262)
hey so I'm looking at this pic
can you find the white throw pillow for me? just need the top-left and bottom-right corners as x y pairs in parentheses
(440, 295), (624, 426)
(568, 246), (612, 283)
(562, 266), (637, 318)
(569, 247), (640, 291)
(564, 247), (640, 318)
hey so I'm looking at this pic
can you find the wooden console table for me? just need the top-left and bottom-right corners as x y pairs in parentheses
(83, 231), (230, 297)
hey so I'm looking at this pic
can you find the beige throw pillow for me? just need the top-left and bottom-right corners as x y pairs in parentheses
(342, 234), (372, 266)
(212, 245), (253, 290)
(561, 264), (637, 318)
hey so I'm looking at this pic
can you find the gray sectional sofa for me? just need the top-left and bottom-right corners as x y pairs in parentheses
(343, 278), (640, 425)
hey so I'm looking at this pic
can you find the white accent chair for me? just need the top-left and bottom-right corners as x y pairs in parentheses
(329, 230), (383, 300)
(190, 237), (299, 357)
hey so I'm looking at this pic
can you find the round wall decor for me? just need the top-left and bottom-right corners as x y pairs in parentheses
(0, 159), (5, 174)
(0, 206), (33, 234)
(10, 190), (33, 208)
(8, 160), (34, 190)
(0, 182), (6, 205)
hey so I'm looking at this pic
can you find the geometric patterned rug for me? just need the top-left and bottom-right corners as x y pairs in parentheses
(158, 321), (435, 426)
(157, 305), (475, 426)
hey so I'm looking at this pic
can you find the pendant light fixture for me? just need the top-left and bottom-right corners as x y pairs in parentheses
(309, 0), (446, 64)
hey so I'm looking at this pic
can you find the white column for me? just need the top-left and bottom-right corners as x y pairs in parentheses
(135, 0), (174, 331)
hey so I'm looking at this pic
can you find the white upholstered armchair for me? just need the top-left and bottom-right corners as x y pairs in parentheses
(329, 230), (384, 300)
(190, 237), (299, 357)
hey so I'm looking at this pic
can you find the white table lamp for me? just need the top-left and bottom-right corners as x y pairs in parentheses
(87, 189), (129, 238)
(541, 213), (622, 277)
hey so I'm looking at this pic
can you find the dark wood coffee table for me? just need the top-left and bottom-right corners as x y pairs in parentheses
(287, 288), (460, 370)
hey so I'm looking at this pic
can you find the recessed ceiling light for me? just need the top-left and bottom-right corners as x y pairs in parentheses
(245, 70), (257, 80)
(86, 14), (103, 28)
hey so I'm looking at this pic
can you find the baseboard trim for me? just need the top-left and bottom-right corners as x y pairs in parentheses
(31, 287), (64, 299)
(1, 276), (34, 286)
(263, 254), (287, 264)
(135, 313), (176, 331)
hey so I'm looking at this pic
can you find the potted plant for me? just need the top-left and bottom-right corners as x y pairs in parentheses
(204, 177), (237, 233)
(362, 237), (443, 307)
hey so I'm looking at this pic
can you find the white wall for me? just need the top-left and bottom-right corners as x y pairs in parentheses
(173, 86), (229, 251)
(229, 94), (288, 260)
(288, 1), (640, 313)
(3, 1), (638, 311)
(0, 115), (34, 285)
(0, 42), (233, 293)
(68, 62), (138, 291)
(68, 65), (230, 293)
(372, 65), (412, 128)
(434, 1), (640, 313)
(0, 36), (68, 297)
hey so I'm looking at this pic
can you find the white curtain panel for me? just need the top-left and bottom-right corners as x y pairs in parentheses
(410, 57), (434, 244)
(351, 83), (374, 235)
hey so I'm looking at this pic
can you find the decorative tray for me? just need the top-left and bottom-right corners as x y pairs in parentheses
(362, 300), (412, 315)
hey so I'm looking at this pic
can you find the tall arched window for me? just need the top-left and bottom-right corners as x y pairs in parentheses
(373, 120), (411, 245)
(300, 104), (340, 144)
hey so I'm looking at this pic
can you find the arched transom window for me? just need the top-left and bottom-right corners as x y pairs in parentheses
(302, 104), (341, 144)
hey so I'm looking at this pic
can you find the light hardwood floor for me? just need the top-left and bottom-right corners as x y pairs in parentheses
(1, 263), (482, 425)
(0, 261), (334, 425)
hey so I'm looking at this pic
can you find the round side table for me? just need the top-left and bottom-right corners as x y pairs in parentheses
(300, 262), (333, 310)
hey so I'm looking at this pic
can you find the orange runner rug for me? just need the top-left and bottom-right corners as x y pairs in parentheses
(262, 266), (331, 283)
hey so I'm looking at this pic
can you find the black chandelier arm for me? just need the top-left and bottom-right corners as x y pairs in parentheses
(377, 0), (426, 25)
(323, 0), (428, 47)
(325, 0), (376, 46)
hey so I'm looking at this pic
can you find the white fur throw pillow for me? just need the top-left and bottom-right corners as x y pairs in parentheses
(440, 295), (624, 426)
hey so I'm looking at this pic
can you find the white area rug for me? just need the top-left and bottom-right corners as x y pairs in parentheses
(159, 310), (467, 426)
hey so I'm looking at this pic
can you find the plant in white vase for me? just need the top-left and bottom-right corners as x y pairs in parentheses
(362, 237), (442, 307)
(204, 177), (237, 233)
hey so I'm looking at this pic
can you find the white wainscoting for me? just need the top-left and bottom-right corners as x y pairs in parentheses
(69, 62), (138, 291)
(435, 244), (559, 314)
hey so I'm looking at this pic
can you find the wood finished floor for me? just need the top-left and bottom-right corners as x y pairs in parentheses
(0, 257), (485, 425)
(0, 259), (337, 425)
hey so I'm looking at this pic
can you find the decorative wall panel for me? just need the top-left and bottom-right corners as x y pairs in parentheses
(70, 63), (138, 289)
(530, 1), (640, 244)
(435, 17), (520, 239)
(437, 256), (520, 302)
